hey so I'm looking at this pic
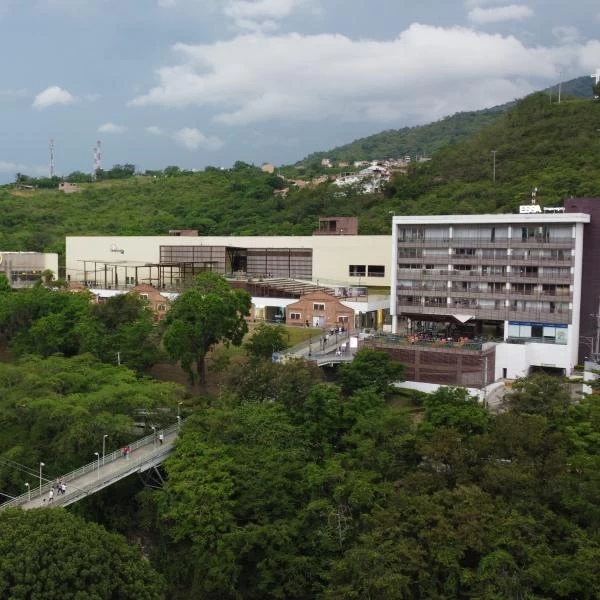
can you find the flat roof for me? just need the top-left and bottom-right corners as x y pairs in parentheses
(392, 213), (591, 225)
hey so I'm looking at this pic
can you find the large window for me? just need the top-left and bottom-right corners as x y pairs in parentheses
(290, 312), (301, 320)
(349, 265), (366, 276)
(367, 265), (385, 277)
(313, 303), (325, 311)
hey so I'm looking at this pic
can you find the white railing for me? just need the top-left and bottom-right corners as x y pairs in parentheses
(0, 422), (181, 510)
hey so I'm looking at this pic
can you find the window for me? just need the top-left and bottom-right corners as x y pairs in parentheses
(453, 248), (476, 256)
(368, 265), (385, 277)
(140, 293), (149, 300)
(290, 312), (301, 320)
(157, 304), (167, 311)
(398, 227), (424, 242)
(349, 265), (366, 277)
(337, 315), (349, 323)
(313, 303), (325, 310)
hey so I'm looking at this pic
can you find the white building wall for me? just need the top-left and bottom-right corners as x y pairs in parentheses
(65, 235), (392, 287)
(494, 339), (574, 379)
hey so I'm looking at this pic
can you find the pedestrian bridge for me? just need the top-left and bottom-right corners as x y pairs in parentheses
(0, 423), (180, 511)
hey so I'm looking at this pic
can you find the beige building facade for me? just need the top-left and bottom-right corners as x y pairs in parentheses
(0, 252), (59, 288)
(65, 234), (392, 289)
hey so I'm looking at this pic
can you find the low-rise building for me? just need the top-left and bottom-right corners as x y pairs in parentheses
(58, 182), (81, 194)
(285, 290), (354, 328)
(0, 252), (59, 288)
(130, 283), (170, 321)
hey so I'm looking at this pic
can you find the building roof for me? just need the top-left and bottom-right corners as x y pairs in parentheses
(392, 213), (591, 225)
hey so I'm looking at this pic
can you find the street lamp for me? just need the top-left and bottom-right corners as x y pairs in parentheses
(94, 452), (100, 480)
(39, 462), (45, 495)
(102, 434), (109, 466)
(177, 415), (182, 431)
(151, 425), (157, 444)
(25, 483), (30, 501)
(177, 401), (183, 420)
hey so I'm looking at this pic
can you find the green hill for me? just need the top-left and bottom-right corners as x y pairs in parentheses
(298, 76), (595, 166)
(1, 89), (599, 263)
(374, 93), (600, 224)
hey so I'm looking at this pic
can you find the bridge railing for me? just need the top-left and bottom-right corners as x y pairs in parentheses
(0, 421), (180, 510)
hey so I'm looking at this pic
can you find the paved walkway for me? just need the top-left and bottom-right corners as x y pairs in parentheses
(4, 426), (179, 511)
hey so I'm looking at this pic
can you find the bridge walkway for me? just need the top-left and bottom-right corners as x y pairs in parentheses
(1, 423), (180, 511)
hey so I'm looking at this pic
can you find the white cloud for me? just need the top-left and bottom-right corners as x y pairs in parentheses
(224, 0), (308, 31)
(146, 125), (165, 135)
(98, 122), (128, 134)
(468, 4), (533, 24)
(552, 26), (580, 45)
(130, 25), (600, 127)
(32, 85), (75, 109)
(464, 0), (506, 7)
(172, 127), (223, 151)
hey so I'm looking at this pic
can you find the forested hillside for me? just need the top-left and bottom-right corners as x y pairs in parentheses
(378, 93), (600, 222)
(298, 75), (594, 165)
(1, 275), (600, 598)
(1, 86), (599, 263)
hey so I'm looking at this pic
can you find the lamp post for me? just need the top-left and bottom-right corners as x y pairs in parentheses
(25, 483), (30, 501)
(39, 462), (45, 495)
(151, 425), (157, 445)
(102, 434), (109, 465)
(94, 452), (100, 480)
(177, 415), (181, 431)
(177, 402), (183, 420)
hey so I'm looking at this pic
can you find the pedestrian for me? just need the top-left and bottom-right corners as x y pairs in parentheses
(48, 489), (54, 503)
(159, 433), (164, 445)
(61, 482), (66, 495)
(125, 446), (130, 460)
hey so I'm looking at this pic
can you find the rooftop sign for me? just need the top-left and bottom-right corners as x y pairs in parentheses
(519, 205), (565, 214)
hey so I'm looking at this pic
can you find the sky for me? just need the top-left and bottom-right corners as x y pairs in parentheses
(0, 0), (599, 181)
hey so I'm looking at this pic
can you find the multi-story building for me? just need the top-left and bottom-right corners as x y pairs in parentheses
(390, 212), (590, 380)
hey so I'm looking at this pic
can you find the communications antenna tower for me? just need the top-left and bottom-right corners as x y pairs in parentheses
(49, 139), (55, 177)
(93, 140), (102, 179)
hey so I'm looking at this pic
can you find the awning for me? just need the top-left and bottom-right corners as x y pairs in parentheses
(452, 314), (475, 324)
(400, 312), (475, 324)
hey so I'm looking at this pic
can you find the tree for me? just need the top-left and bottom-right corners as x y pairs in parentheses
(163, 273), (251, 383)
(0, 509), (165, 599)
(0, 273), (11, 294)
(506, 373), (571, 419)
(245, 323), (288, 360)
(337, 348), (404, 396)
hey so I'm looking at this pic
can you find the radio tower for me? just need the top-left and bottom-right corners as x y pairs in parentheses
(49, 139), (55, 177)
(92, 140), (102, 180)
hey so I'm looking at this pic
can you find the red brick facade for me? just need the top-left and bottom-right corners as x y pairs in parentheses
(130, 284), (170, 321)
(285, 291), (354, 328)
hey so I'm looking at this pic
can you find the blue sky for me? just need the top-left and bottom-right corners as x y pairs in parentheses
(0, 0), (599, 181)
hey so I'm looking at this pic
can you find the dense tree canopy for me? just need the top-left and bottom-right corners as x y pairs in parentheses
(0, 354), (182, 495)
(0, 509), (165, 599)
(138, 367), (600, 599)
(0, 286), (161, 371)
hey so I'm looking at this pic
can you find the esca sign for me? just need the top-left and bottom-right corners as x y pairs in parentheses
(519, 205), (542, 214)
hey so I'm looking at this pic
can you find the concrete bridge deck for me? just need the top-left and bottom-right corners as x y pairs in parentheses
(1, 423), (180, 511)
